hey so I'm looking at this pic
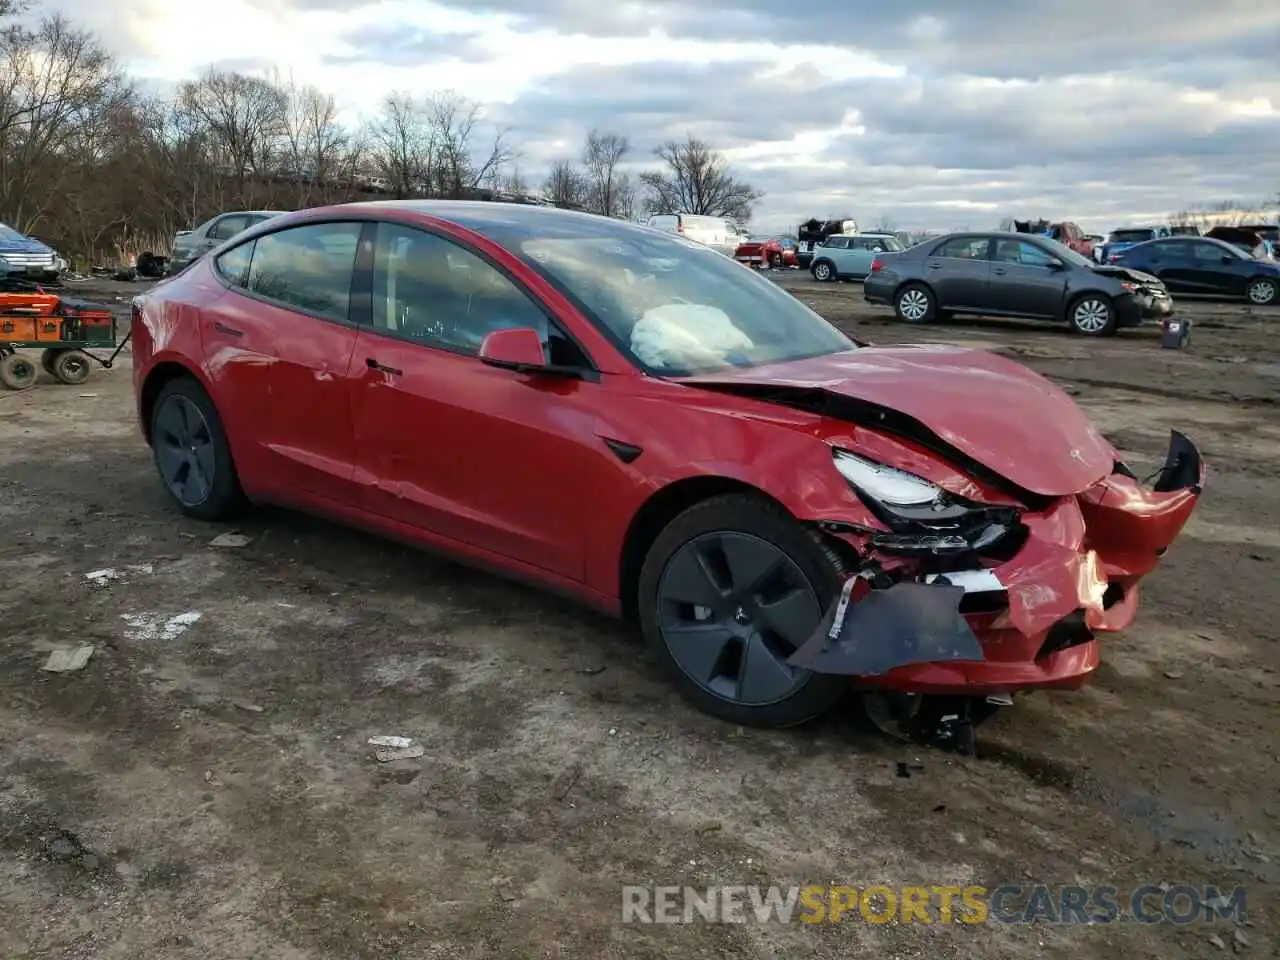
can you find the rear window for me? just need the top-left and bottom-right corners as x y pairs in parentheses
(1110, 229), (1155, 243)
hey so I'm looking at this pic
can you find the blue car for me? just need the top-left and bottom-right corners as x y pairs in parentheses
(0, 222), (64, 282)
(1099, 226), (1173, 264)
(1110, 235), (1278, 306)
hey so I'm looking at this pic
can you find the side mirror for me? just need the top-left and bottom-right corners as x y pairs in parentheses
(1047, 258), (1065, 270)
(1221, 255), (1235, 264)
(478, 326), (547, 371)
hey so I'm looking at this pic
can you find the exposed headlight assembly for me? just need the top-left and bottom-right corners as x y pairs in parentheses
(832, 449), (1018, 554)
(833, 450), (943, 507)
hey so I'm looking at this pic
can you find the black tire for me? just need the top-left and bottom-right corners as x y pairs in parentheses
(40, 348), (61, 375)
(0, 352), (37, 391)
(51, 350), (91, 385)
(1246, 277), (1277, 306)
(811, 260), (836, 282)
(637, 493), (849, 728)
(769, 252), (782, 269)
(894, 283), (936, 324)
(1067, 293), (1116, 336)
(149, 376), (246, 521)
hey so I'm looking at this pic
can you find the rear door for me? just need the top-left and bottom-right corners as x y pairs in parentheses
(924, 236), (993, 308)
(201, 220), (368, 504)
(1186, 241), (1248, 296)
(1141, 240), (1197, 292)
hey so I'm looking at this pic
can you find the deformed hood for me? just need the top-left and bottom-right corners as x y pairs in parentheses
(681, 345), (1117, 497)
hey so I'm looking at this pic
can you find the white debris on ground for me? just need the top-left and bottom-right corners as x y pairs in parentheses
(368, 736), (414, 748)
(120, 611), (202, 641)
(83, 564), (153, 586)
(369, 735), (424, 762)
(209, 533), (252, 548)
(42, 645), (95, 673)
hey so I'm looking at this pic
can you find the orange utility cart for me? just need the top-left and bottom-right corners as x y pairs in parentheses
(0, 290), (128, 391)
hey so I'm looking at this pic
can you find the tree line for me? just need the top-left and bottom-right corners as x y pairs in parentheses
(0, 0), (761, 265)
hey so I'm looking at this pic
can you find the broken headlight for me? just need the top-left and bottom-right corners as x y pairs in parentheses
(832, 449), (1019, 554)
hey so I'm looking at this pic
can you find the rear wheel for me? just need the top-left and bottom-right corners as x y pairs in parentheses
(638, 494), (849, 728)
(1246, 277), (1276, 306)
(1068, 294), (1116, 335)
(812, 260), (835, 282)
(895, 283), (935, 323)
(149, 377), (246, 521)
(0, 353), (37, 391)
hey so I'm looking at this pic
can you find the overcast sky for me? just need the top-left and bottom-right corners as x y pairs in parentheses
(46, 0), (1280, 233)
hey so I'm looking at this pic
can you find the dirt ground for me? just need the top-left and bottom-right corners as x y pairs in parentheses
(1, 275), (1277, 959)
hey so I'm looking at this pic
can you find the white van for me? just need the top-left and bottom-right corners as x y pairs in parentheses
(644, 214), (742, 257)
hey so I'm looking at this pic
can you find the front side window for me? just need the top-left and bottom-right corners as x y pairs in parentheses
(934, 236), (990, 260)
(369, 222), (585, 365)
(994, 240), (1055, 266)
(246, 222), (362, 322)
(209, 215), (249, 241)
(465, 215), (855, 376)
(1191, 241), (1233, 262)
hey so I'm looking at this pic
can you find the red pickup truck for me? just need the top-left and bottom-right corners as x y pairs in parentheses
(1046, 221), (1095, 259)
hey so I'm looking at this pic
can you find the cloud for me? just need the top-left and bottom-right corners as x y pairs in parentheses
(31, 0), (1280, 232)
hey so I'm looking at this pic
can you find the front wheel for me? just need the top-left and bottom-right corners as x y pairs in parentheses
(51, 350), (92, 385)
(1246, 277), (1277, 306)
(895, 283), (935, 323)
(1068, 294), (1116, 335)
(637, 494), (849, 728)
(0, 353), (37, 391)
(811, 261), (835, 282)
(149, 377), (247, 521)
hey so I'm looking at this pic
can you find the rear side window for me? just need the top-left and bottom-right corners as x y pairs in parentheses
(1149, 241), (1187, 259)
(214, 241), (254, 287)
(1190, 242), (1229, 262)
(245, 222), (363, 322)
(933, 236), (990, 260)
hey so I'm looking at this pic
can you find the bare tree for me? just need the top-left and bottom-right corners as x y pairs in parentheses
(179, 70), (284, 200)
(543, 159), (587, 208)
(0, 13), (128, 232)
(425, 90), (511, 198)
(639, 134), (761, 222)
(582, 129), (630, 217)
(872, 214), (897, 233)
(369, 91), (429, 196)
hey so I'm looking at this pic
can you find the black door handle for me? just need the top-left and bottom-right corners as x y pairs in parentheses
(213, 322), (242, 337)
(992, 267), (1007, 275)
(366, 357), (402, 376)
(926, 263), (942, 269)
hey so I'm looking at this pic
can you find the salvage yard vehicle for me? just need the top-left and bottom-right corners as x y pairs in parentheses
(644, 213), (740, 257)
(734, 236), (798, 269)
(1098, 225), (1173, 263)
(166, 210), (287, 276)
(1108, 235), (1279, 306)
(0, 222), (65, 283)
(809, 233), (903, 282)
(130, 201), (1204, 746)
(863, 232), (1173, 335)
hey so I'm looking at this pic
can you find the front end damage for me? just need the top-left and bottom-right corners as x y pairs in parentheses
(790, 429), (1204, 748)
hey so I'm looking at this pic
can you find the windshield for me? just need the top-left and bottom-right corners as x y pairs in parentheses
(1040, 237), (1095, 268)
(480, 218), (856, 375)
(1111, 229), (1154, 243)
(871, 237), (905, 252)
(0, 223), (29, 243)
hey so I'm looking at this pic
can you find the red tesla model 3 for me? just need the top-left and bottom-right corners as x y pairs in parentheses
(131, 201), (1204, 737)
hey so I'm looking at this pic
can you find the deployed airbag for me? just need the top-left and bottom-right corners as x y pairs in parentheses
(630, 303), (753, 370)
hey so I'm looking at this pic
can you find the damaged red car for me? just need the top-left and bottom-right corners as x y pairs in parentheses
(131, 202), (1204, 745)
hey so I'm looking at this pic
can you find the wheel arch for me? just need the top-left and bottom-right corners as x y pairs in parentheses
(139, 359), (213, 445)
(617, 476), (792, 624)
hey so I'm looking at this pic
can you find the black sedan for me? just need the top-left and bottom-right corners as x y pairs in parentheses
(862, 232), (1173, 336)
(1108, 235), (1278, 307)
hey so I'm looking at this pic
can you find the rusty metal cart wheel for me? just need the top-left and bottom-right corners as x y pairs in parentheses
(51, 349), (92, 385)
(0, 351), (38, 391)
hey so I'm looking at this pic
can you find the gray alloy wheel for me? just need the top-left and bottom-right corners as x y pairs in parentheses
(1246, 278), (1277, 306)
(895, 284), (934, 323)
(655, 531), (822, 708)
(812, 261), (835, 281)
(152, 392), (217, 508)
(1070, 295), (1115, 335)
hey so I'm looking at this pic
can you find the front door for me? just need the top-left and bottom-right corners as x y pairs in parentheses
(199, 220), (366, 503)
(987, 239), (1068, 318)
(348, 221), (599, 580)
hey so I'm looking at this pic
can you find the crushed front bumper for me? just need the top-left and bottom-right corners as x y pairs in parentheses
(793, 431), (1204, 694)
